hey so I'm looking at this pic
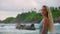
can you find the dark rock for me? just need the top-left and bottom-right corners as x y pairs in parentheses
(54, 17), (60, 23)
(16, 24), (36, 30)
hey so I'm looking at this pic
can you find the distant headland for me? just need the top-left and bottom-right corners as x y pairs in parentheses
(0, 7), (60, 23)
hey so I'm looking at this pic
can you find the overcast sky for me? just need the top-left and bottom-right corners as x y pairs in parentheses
(0, 0), (60, 20)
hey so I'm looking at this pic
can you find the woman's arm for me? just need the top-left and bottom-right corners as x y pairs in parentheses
(42, 18), (48, 34)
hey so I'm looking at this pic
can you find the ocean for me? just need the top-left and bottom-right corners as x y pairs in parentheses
(0, 23), (60, 34)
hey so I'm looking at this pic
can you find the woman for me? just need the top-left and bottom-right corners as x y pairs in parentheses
(39, 5), (54, 34)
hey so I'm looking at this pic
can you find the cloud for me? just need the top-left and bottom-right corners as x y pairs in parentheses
(0, 0), (39, 11)
(0, 10), (22, 20)
(0, 0), (60, 20)
(0, 0), (59, 11)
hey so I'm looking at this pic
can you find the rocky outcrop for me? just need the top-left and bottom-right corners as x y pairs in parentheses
(0, 20), (4, 23)
(54, 17), (60, 23)
(16, 24), (36, 30)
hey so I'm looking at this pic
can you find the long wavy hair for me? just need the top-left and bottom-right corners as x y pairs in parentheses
(45, 6), (54, 32)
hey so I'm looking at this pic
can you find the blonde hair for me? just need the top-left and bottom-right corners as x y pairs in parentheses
(46, 6), (54, 32)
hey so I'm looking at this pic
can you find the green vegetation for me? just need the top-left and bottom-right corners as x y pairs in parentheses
(2, 7), (60, 23)
(50, 7), (60, 19)
(3, 17), (15, 23)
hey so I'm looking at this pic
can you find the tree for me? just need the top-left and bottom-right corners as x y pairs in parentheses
(4, 17), (15, 23)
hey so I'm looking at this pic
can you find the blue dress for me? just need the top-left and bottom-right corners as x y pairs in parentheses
(39, 19), (48, 34)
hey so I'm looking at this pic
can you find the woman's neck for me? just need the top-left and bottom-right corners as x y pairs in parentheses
(43, 16), (48, 18)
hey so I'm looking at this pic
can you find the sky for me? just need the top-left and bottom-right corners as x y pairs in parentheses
(0, 0), (60, 20)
